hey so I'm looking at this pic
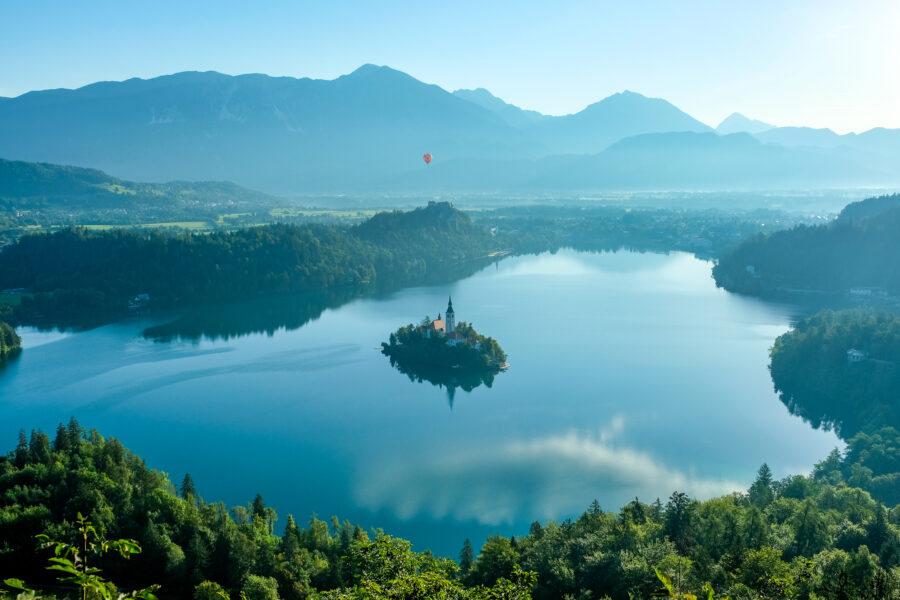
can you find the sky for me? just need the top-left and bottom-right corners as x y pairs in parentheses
(2, 0), (898, 134)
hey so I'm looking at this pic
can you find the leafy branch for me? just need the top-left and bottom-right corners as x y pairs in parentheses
(3, 513), (158, 600)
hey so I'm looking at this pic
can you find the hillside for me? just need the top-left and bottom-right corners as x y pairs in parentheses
(770, 309), (900, 439)
(0, 202), (495, 328)
(712, 193), (900, 295)
(0, 158), (276, 211)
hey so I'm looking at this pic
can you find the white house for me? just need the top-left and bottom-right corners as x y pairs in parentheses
(847, 348), (867, 363)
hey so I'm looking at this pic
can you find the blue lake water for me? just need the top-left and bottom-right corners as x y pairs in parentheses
(0, 249), (839, 556)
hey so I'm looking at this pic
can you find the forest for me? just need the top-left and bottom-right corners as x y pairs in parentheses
(0, 203), (496, 329)
(767, 309), (900, 508)
(0, 199), (821, 332)
(770, 309), (900, 439)
(475, 204), (809, 260)
(712, 194), (900, 296)
(4, 420), (900, 600)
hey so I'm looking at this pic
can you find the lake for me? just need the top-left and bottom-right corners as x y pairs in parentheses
(0, 249), (839, 557)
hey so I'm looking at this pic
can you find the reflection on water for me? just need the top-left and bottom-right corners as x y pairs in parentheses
(0, 250), (842, 557)
(0, 351), (21, 376)
(356, 416), (744, 525)
(142, 287), (364, 342)
(385, 354), (498, 408)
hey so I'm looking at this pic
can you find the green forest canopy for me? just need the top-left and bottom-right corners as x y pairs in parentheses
(6, 421), (900, 599)
(770, 309), (900, 439)
(0, 202), (495, 328)
(713, 193), (900, 295)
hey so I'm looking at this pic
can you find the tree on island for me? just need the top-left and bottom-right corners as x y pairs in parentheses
(382, 317), (506, 371)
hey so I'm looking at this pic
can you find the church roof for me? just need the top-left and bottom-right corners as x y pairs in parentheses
(430, 319), (446, 331)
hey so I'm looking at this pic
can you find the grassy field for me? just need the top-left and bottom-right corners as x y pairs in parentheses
(269, 207), (377, 219)
(0, 293), (29, 307)
(80, 221), (213, 231)
(139, 221), (211, 230)
(2, 205), (381, 242)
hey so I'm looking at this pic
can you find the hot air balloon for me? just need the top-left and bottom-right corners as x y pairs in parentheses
(423, 153), (432, 165)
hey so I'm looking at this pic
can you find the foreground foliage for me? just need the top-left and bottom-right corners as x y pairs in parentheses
(0, 421), (531, 600)
(4, 512), (158, 600)
(5, 422), (900, 599)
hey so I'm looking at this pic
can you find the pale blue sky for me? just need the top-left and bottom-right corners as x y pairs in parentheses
(2, 0), (897, 133)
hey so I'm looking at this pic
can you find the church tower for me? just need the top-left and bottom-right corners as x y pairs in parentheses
(445, 296), (456, 334)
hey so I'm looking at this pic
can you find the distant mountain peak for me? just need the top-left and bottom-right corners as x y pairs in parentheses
(454, 87), (497, 100)
(344, 63), (411, 80)
(569, 91), (712, 135)
(452, 87), (548, 128)
(716, 112), (774, 135)
(349, 63), (387, 74)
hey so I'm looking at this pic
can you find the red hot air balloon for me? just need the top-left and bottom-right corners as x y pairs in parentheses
(423, 153), (433, 165)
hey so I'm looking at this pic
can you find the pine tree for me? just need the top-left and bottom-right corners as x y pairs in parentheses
(28, 429), (51, 464)
(181, 473), (197, 500)
(53, 423), (69, 453)
(66, 416), (84, 449)
(14, 429), (28, 468)
(459, 538), (474, 576)
(749, 463), (775, 508)
(252, 493), (267, 519)
(340, 519), (353, 550)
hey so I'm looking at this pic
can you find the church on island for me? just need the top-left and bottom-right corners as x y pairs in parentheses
(383, 295), (507, 373)
(425, 297), (477, 348)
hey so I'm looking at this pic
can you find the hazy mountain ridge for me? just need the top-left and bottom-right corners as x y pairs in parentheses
(2, 65), (900, 192)
(452, 87), (549, 129)
(394, 132), (894, 192)
(716, 112), (774, 134)
(0, 66), (547, 192)
(0, 158), (275, 210)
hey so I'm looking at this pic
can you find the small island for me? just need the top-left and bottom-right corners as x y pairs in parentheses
(382, 297), (508, 374)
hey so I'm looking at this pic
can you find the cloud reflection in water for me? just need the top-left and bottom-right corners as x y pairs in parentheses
(356, 417), (743, 525)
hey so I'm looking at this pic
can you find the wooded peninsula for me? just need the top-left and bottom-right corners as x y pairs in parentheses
(714, 194), (900, 297)
(0, 202), (495, 329)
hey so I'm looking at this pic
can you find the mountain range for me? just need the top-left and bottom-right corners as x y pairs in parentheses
(1, 64), (899, 193)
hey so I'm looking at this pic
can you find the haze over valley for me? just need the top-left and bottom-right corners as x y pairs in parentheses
(4, 2), (900, 599)
(3, 66), (900, 194)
